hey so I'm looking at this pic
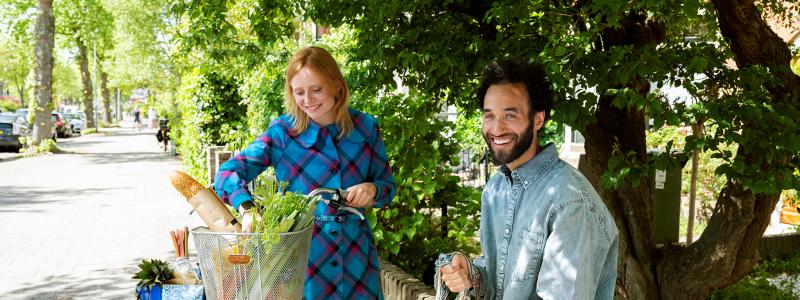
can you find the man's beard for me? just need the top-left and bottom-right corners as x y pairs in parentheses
(484, 124), (535, 165)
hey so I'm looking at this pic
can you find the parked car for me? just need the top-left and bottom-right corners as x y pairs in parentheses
(52, 112), (73, 138)
(14, 108), (28, 119)
(13, 108), (58, 141)
(0, 112), (32, 151)
(64, 113), (85, 135)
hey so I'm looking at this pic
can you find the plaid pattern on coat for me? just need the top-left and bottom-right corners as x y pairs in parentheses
(215, 109), (396, 299)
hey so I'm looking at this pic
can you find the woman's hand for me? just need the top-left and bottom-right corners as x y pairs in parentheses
(238, 206), (260, 233)
(345, 182), (377, 208)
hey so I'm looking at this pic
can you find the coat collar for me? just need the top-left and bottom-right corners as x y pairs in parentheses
(290, 109), (367, 148)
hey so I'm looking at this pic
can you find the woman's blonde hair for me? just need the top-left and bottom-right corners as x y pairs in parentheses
(284, 46), (352, 138)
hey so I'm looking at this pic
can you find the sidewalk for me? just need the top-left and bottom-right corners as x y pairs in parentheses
(0, 122), (204, 299)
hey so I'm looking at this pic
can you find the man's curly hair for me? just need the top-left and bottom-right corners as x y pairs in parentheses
(476, 59), (554, 123)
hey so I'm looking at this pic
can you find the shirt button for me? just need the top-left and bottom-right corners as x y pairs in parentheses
(331, 260), (338, 267)
(504, 228), (511, 235)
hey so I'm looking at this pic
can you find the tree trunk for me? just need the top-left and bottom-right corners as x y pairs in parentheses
(77, 39), (96, 129)
(655, 1), (800, 298)
(582, 94), (658, 300)
(583, 1), (800, 299)
(30, 0), (54, 144)
(574, 11), (664, 299)
(16, 83), (25, 108)
(101, 69), (111, 123)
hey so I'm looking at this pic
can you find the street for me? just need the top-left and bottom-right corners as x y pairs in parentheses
(0, 123), (204, 299)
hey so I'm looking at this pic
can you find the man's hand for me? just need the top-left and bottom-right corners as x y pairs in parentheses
(345, 182), (377, 208)
(440, 254), (473, 293)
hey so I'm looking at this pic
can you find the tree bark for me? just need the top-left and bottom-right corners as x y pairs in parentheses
(77, 39), (96, 129)
(575, 11), (664, 299)
(16, 83), (26, 108)
(585, 1), (800, 299)
(654, 1), (800, 298)
(101, 69), (111, 123)
(30, 0), (55, 143)
(582, 92), (658, 300)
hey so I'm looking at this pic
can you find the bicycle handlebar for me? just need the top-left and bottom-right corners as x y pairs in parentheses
(308, 187), (364, 220)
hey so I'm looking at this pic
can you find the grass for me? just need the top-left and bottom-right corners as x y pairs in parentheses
(709, 254), (800, 299)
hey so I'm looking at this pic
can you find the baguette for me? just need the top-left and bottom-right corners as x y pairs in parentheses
(170, 171), (205, 199)
(170, 171), (242, 233)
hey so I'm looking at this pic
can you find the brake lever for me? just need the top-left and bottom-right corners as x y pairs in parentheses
(307, 188), (363, 220)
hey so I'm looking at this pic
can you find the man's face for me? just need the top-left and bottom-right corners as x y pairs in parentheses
(482, 83), (539, 167)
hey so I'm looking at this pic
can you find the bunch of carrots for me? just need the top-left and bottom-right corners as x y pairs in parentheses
(171, 226), (190, 258)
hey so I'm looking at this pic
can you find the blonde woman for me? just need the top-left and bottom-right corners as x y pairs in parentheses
(215, 46), (396, 299)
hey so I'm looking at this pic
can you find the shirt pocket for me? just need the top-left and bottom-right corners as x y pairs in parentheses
(513, 228), (545, 282)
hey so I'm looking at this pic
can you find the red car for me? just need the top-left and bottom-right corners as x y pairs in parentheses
(52, 112), (73, 138)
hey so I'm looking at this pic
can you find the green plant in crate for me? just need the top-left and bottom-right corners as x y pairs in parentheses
(133, 259), (175, 290)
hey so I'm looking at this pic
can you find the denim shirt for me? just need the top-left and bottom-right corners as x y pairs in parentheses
(473, 143), (619, 300)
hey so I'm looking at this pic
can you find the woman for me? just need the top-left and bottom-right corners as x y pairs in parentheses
(214, 46), (396, 299)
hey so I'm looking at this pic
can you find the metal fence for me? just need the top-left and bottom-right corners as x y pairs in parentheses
(452, 149), (493, 189)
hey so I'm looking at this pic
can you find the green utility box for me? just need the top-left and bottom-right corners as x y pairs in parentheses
(578, 151), (686, 244)
(649, 150), (687, 244)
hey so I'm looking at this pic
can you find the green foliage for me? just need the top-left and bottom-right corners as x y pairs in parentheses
(168, 0), (296, 67)
(709, 277), (797, 300)
(82, 128), (97, 135)
(0, 100), (20, 112)
(132, 259), (175, 290)
(52, 53), (82, 103)
(21, 138), (57, 155)
(172, 68), (247, 184)
(710, 254), (800, 299)
(0, 31), (32, 106)
(104, 0), (178, 93)
(54, 0), (114, 50)
(351, 91), (482, 279)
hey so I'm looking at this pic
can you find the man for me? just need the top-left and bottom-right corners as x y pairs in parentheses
(440, 59), (619, 299)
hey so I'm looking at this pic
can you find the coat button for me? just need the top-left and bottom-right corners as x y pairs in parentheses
(331, 260), (338, 267)
(331, 230), (338, 236)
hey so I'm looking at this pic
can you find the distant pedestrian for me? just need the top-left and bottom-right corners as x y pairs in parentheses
(133, 108), (142, 131)
(148, 107), (158, 128)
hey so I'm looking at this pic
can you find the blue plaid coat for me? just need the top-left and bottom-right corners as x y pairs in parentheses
(215, 109), (396, 299)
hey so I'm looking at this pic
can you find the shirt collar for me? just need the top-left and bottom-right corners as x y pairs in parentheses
(510, 142), (559, 186)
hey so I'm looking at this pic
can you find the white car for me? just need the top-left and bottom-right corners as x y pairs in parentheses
(64, 113), (85, 134)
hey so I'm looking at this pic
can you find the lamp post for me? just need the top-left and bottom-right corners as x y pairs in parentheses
(93, 40), (98, 129)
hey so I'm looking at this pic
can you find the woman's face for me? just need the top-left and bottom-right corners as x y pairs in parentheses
(290, 67), (337, 126)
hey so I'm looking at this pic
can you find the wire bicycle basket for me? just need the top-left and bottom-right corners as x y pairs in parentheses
(192, 226), (312, 300)
(191, 187), (360, 300)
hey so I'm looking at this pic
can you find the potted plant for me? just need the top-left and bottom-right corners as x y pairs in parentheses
(134, 259), (175, 300)
(780, 190), (799, 225)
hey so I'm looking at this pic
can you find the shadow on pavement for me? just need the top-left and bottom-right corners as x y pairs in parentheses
(0, 186), (123, 213)
(0, 255), (172, 300)
(76, 152), (176, 165)
(102, 130), (158, 137)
